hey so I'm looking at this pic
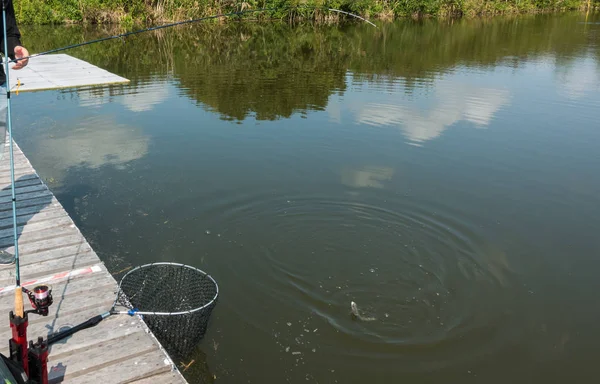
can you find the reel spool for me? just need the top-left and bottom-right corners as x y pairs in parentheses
(22, 285), (53, 316)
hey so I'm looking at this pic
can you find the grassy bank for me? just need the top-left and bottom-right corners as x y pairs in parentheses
(13, 0), (600, 25)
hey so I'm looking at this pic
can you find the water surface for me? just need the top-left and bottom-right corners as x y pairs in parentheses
(11, 12), (600, 383)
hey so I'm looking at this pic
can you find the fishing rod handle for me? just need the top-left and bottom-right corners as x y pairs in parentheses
(47, 312), (111, 345)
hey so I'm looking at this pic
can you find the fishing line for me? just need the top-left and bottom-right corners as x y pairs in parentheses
(8, 6), (376, 65)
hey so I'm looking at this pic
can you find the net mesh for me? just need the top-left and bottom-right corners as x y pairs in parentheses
(116, 263), (218, 358)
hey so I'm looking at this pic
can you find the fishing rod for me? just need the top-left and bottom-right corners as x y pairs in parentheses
(2, 0), (38, 381)
(8, 5), (376, 65)
(1, 0), (22, 311)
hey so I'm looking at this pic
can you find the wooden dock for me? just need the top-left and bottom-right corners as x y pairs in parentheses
(0, 140), (187, 383)
(6, 54), (130, 93)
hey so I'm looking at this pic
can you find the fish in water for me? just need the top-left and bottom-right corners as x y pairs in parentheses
(350, 301), (376, 321)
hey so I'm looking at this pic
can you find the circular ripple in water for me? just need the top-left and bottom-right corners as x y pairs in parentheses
(201, 190), (521, 371)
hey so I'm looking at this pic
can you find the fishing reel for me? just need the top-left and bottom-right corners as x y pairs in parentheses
(22, 285), (53, 317)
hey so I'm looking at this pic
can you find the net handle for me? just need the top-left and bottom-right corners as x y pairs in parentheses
(113, 262), (219, 316)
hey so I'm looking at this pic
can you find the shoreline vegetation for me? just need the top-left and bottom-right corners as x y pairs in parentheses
(14, 0), (600, 25)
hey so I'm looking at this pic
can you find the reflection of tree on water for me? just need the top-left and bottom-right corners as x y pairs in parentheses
(171, 23), (350, 120)
(554, 55), (600, 99)
(20, 13), (600, 121)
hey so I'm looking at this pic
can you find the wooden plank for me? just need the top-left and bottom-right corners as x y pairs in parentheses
(0, 206), (66, 230)
(0, 310), (160, 362)
(44, 312), (146, 356)
(0, 212), (73, 234)
(0, 172), (39, 185)
(20, 248), (95, 269)
(7, 284), (115, 331)
(6, 242), (94, 267)
(7, 53), (130, 93)
(0, 150), (27, 160)
(0, 171), (43, 184)
(0, 300), (118, 356)
(0, 275), (116, 338)
(0, 160), (31, 172)
(0, 190), (54, 206)
(0, 200), (62, 220)
(58, 348), (172, 384)
(0, 183), (48, 198)
(127, 370), (187, 384)
(0, 269), (115, 314)
(0, 197), (56, 214)
(47, 332), (168, 383)
(0, 302), (125, 356)
(0, 188), (54, 205)
(0, 270), (115, 305)
(0, 154), (32, 167)
(0, 250), (99, 286)
(0, 298), (184, 383)
(0, 215), (73, 240)
(0, 177), (44, 189)
(0, 220), (77, 248)
(0, 165), (37, 176)
(2, 234), (93, 255)
(10, 79), (55, 90)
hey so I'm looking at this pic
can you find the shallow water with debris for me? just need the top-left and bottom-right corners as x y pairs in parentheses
(12, 12), (600, 383)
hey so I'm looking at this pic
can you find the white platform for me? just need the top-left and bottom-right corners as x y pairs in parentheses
(5, 53), (130, 93)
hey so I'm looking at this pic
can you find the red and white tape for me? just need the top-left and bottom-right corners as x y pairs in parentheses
(0, 265), (103, 295)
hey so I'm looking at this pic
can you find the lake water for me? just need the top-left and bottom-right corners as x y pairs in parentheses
(11, 12), (600, 383)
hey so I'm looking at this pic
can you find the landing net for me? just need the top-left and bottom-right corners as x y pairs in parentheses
(115, 262), (219, 358)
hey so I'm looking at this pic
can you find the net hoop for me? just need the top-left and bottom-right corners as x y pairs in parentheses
(115, 262), (219, 316)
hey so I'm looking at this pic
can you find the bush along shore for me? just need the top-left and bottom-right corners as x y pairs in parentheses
(14, 0), (600, 25)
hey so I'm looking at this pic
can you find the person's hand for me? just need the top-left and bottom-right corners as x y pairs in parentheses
(12, 46), (29, 70)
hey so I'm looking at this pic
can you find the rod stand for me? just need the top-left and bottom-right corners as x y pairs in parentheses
(7, 286), (52, 384)
(27, 337), (48, 384)
(9, 311), (29, 377)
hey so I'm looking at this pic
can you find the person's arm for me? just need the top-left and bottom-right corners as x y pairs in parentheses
(3, 0), (28, 69)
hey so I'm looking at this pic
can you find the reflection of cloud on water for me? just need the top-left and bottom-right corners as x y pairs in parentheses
(341, 166), (394, 189)
(34, 116), (149, 183)
(555, 56), (600, 100)
(355, 85), (510, 145)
